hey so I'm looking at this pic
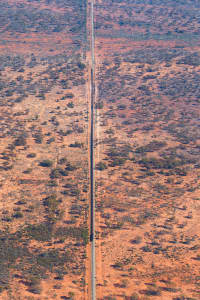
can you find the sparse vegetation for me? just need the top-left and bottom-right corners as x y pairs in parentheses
(0, 0), (199, 298)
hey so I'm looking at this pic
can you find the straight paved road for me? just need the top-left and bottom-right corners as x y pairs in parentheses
(89, 0), (96, 299)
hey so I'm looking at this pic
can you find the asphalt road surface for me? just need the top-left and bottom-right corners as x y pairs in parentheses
(90, 0), (96, 299)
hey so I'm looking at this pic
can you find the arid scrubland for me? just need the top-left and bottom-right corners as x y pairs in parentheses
(0, 0), (89, 299)
(0, 0), (200, 299)
(94, 0), (200, 299)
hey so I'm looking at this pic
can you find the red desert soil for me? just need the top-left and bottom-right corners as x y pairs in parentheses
(0, 0), (200, 299)
(94, 36), (200, 299)
(0, 0), (90, 299)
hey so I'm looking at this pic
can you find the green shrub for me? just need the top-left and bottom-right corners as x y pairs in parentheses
(69, 142), (83, 148)
(129, 293), (139, 300)
(50, 168), (67, 179)
(67, 101), (74, 108)
(23, 168), (32, 174)
(65, 93), (74, 99)
(55, 226), (88, 245)
(139, 289), (161, 296)
(14, 135), (27, 147)
(27, 287), (41, 295)
(95, 102), (104, 109)
(43, 195), (59, 211)
(25, 223), (53, 242)
(65, 163), (77, 171)
(135, 140), (166, 153)
(12, 212), (23, 219)
(58, 158), (67, 165)
(15, 200), (26, 205)
(39, 160), (53, 167)
(39, 159), (53, 167)
(141, 246), (151, 252)
(27, 153), (36, 158)
(77, 62), (86, 70)
(47, 137), (55, 144)
(109, 157), (126, 167)
(138, 157), (184, 170)
(36, 249), (70, 272)
(117, 104), (126, 110)
(96, 162), (107, 170)
(130, 236), (142, 244)
(47, 180), (58, 187)
(34, 132), (43, 144)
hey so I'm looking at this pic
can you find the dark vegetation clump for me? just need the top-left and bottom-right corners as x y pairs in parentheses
(77, 62), (86, 70)
(105, 146), (131, 167)
(0, 217), (88, 293)
(135, 140), (166, 153)
(69, 142), (83, 148)
(139, 289), (161, 296)
(96, 161), (107, 170)
(55, 226), (89, 245)
(39, 160), (53, 167)
(25, 223), (53, 242)
(0, 0), (87, 36)
(36, 249), (70, 272)
(33, 132), (43, 144)
(67, 101), (74, 108)
(13, 135), (27, 147)
(65, 93), (74, 99)
(27, 153), (36, 158)
(138, 157), (187, 170)
(50, 168), (68, 179)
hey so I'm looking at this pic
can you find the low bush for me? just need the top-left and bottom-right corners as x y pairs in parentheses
(109, 157), (126, 167)
(43, 195), (59, 211)
(139, 289), (161, 296)
(65, 93), (74, 99)
(12, 212), (23, 219)
(50, 168), (65, 179)
(67, 101), (74, 108)
(69, 142), (83, 148)
(130, 236), (142, 244)
(39, 160), (53, 167)
(27, 153), (36, 158)
(138, 157), (184, 170)
(25, 223), (53, 242)
(34, 132), (43, 144)
(135, 140), (166, 153)
(96, 162), (107, 170)
(55, 226), (89, 245)
(95, 102), (104, 109)
(36, 249), (70, 272)
(14, 135), (27, 147)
